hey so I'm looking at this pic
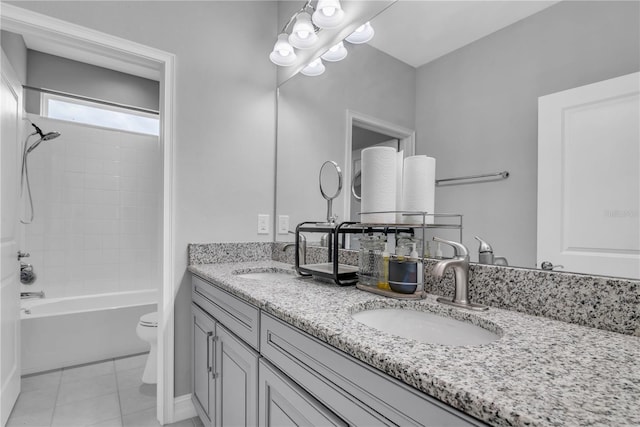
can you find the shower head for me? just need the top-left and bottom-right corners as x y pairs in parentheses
(21, 124), (61, 225)
(25, 125), (61, 154)
(30, 123), (60, 140)
(42, 131), (61, 141)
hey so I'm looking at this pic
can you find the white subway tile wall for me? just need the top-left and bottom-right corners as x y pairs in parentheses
(23, 118), (161, 298)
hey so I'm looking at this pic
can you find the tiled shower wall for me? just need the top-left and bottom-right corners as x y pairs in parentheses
(23, 116), (160, 298)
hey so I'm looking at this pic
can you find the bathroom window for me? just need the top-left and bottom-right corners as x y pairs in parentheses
(42, 93), (160, 136)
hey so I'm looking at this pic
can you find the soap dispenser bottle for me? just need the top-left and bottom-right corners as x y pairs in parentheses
(435, 242), (443, 259)
(409, 242), (423, 291)
(377, 242), (391, 291)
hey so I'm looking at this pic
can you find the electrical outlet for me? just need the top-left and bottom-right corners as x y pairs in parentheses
(257, 214), (270, 235)
(278, 215), (290, 235)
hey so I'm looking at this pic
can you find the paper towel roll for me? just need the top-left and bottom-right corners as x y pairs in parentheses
(401, 155), (436, 224)
(361, 146), (397, 223)
(396, 150), (404, 223)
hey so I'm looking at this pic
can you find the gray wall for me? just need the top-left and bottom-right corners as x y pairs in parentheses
(25, 50), (159, 113)
(352, 127), (396, 151)
(10, 1), (278, 397)
(1, 30), (27, 83)
(277, 42), (415, 235)
(415, 0), (640, 267)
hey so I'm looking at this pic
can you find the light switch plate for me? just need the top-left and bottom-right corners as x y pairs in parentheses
(278, 215), (289, 235)
(257, 214), (270, 235)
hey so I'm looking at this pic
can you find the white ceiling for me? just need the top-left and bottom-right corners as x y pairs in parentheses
(368, 0), (560, 68)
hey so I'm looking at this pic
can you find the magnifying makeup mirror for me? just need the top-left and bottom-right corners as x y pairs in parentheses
(319, 160), (343, 223)
(351, 170), (362, 201)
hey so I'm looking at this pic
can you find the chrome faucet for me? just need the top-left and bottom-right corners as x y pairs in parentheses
(284, 231), (307, 265)
(21, 291), (45, 299)
(474, 236), (509, 266)
(431, 237), (488, 311)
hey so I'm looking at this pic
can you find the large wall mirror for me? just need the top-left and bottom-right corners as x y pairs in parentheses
(275, 0), (640, 280)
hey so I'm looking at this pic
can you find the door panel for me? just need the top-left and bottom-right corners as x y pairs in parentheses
(1, 50), (23, 427)
(538, 72), (640, 278)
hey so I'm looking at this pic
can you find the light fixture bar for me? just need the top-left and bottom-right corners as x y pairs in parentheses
(270, 0), (376, 71)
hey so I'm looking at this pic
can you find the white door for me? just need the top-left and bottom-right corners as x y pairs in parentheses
(1, 51), (23, 425)
(537, 72), (640, 279)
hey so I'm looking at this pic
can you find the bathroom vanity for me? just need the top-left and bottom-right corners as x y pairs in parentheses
(188, 250), (640, 427)
(191, 270), (485, 426)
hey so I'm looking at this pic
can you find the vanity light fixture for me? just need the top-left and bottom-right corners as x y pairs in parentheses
(289, 11), (318, 49)
(301, 58), (326, 76)
(312, 0), (345, 29)
(321, 41), (348, 62)
(269, 33), (297, 66)
(269, 0), (375, 75)
(345, 21), (375, 44)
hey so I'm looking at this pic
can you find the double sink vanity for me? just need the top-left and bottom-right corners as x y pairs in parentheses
(187, 243), (639, 427)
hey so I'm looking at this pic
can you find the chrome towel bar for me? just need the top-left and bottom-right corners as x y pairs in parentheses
(436, 171), (509, 186)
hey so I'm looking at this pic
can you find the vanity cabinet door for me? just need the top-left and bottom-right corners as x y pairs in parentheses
(214, 324), (259, 427)
(258, 359), (346, 427)
(192, 304), (216, 427)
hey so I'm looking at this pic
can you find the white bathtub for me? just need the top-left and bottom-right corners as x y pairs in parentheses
(21, 289), (157, 375)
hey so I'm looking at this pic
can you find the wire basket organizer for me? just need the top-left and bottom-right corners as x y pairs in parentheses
(293, 211), (462, 294)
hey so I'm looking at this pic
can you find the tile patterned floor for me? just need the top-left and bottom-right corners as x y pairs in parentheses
(7, 353), (203, 427)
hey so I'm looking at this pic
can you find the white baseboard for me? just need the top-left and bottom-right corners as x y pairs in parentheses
(173, 394), (197, 423)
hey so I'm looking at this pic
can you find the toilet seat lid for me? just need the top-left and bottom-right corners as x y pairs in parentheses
(140, 311), (158, 327)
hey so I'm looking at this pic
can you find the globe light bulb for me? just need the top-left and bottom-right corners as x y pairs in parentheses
(270, 33), (296, 66)
(322, 6), (336, 17)
(321, 41), (348, 62)
(289, 12), (318, 49)
(301, 58), (325, 77)
(345, 22), (375, 44)
(312, 0), (344, 29)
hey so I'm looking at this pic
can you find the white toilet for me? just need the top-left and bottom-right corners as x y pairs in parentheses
(136, 311), (158, 384)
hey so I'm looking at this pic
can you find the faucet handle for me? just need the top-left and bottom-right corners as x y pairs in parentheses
(433, 237), (469, 259)
(474, 236), (493, 253)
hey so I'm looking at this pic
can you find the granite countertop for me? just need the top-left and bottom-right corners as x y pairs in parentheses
(188, 260), (640, 427)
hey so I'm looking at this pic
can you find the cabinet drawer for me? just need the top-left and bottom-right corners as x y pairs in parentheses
(192, 274), (260, 350)
(259, 359), (346, 427)
(261, 313), (486, 427)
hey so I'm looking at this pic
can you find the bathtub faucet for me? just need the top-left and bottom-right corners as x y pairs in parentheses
(21, 291), (45, 299)
(20, 262), (37, 285)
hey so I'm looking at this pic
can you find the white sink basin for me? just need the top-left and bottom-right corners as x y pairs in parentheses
(234, 269), (297, 281)
(352, 308), (500, 347)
